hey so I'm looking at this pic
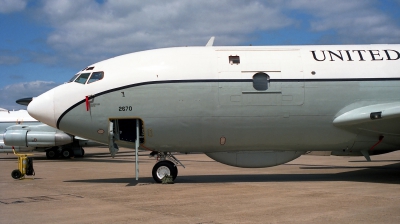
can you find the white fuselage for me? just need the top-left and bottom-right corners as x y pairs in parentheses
(28, 45), (400, 155)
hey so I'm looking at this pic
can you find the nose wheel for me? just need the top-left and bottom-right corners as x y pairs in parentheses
(152, 160), (178, 183)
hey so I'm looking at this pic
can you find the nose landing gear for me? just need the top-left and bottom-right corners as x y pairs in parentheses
(152, 160), (178, 183)
(150, 152), (184, 183)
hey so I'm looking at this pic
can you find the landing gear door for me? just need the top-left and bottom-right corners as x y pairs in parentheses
(108, 121), (119, 158)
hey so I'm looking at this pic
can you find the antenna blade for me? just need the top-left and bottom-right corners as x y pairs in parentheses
(206, 36), (215, 47)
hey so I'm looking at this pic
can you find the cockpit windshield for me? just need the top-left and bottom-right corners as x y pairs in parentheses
(68, 71), (105, 84)
(74, 73), (91, 84)
(87, 72), (104, 84)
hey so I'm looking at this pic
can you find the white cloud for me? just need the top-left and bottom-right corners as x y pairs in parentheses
(33, 0), (400, 67)
(0, 81), (59, 110)
(286, 0), (400, 44)
(39, 0), (293, 64)
(0, 0), (27, 13)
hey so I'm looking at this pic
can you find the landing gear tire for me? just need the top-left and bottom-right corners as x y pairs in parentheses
(11, 169), (22, 179)
(61, 149), (73, 158)
(81, 148), (85, 156)
(46, 148), (59, 159)
(152, 160), (178, 183)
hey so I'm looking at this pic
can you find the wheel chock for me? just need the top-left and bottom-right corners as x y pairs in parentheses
(161, 175), (174, 184)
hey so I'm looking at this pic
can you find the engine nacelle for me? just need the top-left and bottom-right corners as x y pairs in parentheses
(0, 140), (33, 153)
(3, 127), (72, 147)
(205, 151), (304, 168)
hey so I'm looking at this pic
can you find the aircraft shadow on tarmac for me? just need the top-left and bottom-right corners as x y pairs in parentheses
(349, 160), (400, 163)
(64, 162), (400, 186)
(44, 154), (153, 164)
(0, 151), (151, 163)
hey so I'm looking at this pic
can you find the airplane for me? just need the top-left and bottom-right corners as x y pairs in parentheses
(27, 37), (400, 183)
(0, 107), (102, 159)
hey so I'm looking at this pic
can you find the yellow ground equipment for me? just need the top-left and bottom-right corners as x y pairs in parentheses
(11, 148), (35, 179)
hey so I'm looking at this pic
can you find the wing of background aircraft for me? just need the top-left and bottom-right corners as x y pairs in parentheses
(15, 97), (34, 106)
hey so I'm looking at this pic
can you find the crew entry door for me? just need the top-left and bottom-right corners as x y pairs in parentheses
(110, 119), (144, 145)
(108, 118), (144, 157)
(117, 119), (144, 143)
(109, 118), (144, 180)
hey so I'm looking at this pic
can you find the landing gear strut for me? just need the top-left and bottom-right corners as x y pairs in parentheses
(150, 152), (184, 183)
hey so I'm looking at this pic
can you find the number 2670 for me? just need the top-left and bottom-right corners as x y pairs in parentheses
(119, 106), (132, 111)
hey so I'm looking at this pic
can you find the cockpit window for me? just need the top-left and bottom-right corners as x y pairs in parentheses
(87, 71), (104, 84)
(74, 73), (91, 84)
(68, 74), (80, 83)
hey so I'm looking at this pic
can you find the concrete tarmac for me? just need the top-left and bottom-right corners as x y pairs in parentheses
(1, 148), (400, 223)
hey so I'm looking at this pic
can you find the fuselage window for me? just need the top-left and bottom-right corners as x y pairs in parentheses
(87, 71), (104, 84)
(253, 72), (269, 91)
(74, 73), (91, 84)
(68, 74), (80, 83)
(229, 55), (240, 64)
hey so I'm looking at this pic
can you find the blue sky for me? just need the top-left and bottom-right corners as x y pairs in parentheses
(1, 0), (400, 110)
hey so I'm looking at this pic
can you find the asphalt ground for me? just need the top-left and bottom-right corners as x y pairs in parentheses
(1, 148), (400, 223)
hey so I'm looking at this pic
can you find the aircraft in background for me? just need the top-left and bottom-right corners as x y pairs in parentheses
(0, 108), (102, 158)
(28, 37), (400, 182)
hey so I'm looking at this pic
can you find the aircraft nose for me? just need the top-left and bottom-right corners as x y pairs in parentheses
(28, 89), (56, 128)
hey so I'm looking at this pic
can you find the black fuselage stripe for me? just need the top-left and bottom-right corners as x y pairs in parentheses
(56, 77), (400, 128)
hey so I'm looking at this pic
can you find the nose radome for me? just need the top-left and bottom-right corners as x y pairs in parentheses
(28, 89), (56, 128)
